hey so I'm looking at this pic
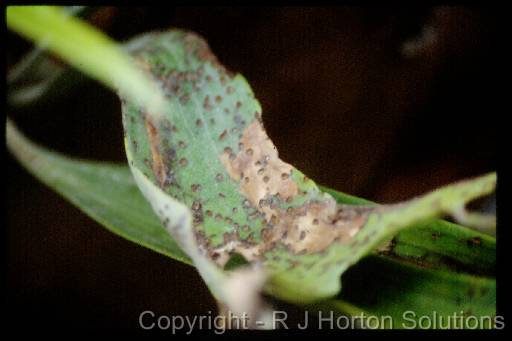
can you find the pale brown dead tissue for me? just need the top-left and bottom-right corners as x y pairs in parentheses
(216, 120), (368, 264)
(144, 116), (168, 187)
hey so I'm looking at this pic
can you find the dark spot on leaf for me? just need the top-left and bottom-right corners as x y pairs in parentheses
(193, 212), (203, 225)
(179, 158), (188, 167)
(467, 237), (482, 247)
(261, 228), (272, 241)
(144, 158), (152, 168)
(203, 95), (212, 110)
(270, 215), (278, 225)
(247, 233), (255, 242)
(195, 119), (203, 127)
(192, 200), (202, 211)
(258, 199), (266, 208)
(215, 173), (224, 182)
(219, 130), (227, 140)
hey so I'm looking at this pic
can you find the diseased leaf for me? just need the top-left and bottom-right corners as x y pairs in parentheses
(6, 121), (496, 327)
(7, 118), (273, 328)
(120, 30), (496, 304)
(322, 186), (495, 275)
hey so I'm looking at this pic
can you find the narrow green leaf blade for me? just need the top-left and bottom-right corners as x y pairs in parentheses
(6, 119), (191, 265)
(316, 255), (496, 329)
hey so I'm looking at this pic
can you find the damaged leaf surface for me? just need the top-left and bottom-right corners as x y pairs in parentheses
(6, 121), (496, 322)
(322, 186), (496, 275)
(121, 30), (496, 303)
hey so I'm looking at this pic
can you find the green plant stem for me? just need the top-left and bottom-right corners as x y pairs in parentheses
(6, 6), (165, 114)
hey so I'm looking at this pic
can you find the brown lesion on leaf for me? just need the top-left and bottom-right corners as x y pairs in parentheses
(214, 119), (370, 266)
(144, 114), (168, 188)
(130, 30), (375, 268)
(221, 121), (298, 205)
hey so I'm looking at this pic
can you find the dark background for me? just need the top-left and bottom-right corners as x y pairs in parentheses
(5, 7), (497, 330)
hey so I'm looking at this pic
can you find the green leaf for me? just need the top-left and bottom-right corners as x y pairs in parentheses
(6, 118), (191, 265)
(120, 30), (496, 304)
(322, 186), (495, 275)
(316, 256), (496, 329)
